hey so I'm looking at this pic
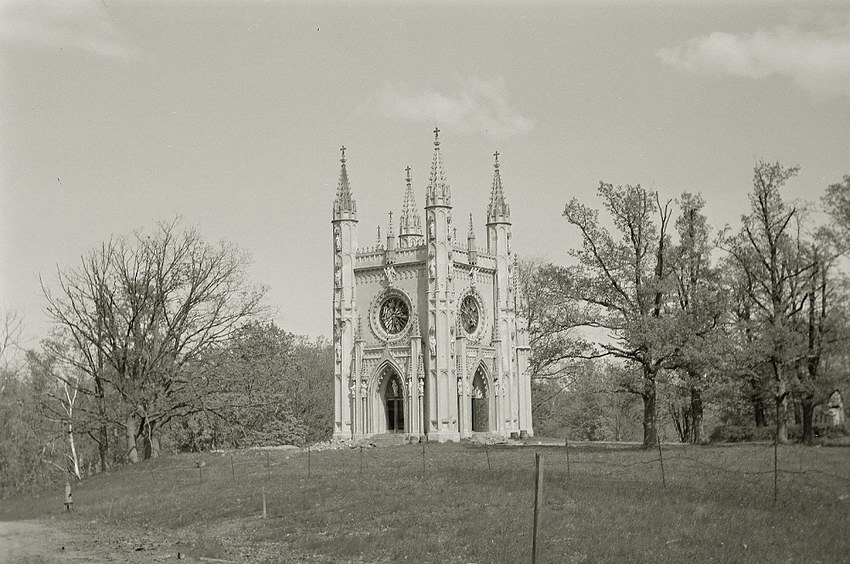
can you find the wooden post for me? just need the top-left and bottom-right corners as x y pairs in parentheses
(230, 454), (235, 482)
(148, 460), (157, 488)
(657, 437), (666, 489)
(266, 451), (271, 481)
(774, 401), (779, 505)
(564, 437), (570, 482)
(262, 485), (267, 519)
(421, 442), (426, 473)
(308, 446), (312, 478)
(485, 444), (491, 472)
(64, 481), (73, 512)
(359, 445), (363, 477)
(532, 453), (543, 564)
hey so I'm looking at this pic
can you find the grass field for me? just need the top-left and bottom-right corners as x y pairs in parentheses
(2, 441), (849, 562)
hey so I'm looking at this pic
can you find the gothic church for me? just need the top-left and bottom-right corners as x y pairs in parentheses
(332, 130), (533, 442)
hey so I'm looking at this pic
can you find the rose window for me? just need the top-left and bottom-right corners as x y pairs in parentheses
(460, 295), (480, 334)
(379, 296), (410, 335)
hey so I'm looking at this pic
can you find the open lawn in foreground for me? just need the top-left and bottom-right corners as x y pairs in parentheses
(2, 441), (849, 562)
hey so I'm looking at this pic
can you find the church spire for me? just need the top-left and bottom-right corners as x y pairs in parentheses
(486, 150), (510, 224)
(399, 165), (423, 246)
(333, 145), (357, 221)
(425, 127), (451, 207)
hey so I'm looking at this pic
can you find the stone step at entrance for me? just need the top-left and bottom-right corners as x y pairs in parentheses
(359, 433), (412, 448)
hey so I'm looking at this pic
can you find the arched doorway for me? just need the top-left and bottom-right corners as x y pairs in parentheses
(383, 370), (405, 433)
(471, 366), (489, 432)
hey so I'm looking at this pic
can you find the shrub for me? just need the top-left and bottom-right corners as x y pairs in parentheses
(709, 424), (775, 443)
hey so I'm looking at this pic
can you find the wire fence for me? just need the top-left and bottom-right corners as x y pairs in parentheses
(31, 438), (849, 562)
(75, 438), (850, 508)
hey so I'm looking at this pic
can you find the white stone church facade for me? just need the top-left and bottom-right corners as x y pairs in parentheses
(331, 130), (533, 442)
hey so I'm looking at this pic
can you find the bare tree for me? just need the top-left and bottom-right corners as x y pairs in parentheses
(0, 309), (24, 395)
(43, 218), (267, 462)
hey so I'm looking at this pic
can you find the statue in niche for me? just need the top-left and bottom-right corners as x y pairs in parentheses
(418, 378), (425, 396)
(334, 228), (341, 252)
(383, 265), (396, 286)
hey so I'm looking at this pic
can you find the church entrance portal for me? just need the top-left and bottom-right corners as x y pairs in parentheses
(383, 370), (405, 433)
(471, 367), (489, 432)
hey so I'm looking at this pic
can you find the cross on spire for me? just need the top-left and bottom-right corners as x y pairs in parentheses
(433, 127), (440, 146)
(493, 150), (500, 168)
(333, 144), (356, 219)
(405, 166), (411, 184)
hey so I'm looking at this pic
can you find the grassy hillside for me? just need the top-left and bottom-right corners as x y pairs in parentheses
(2, 441), (849, 562)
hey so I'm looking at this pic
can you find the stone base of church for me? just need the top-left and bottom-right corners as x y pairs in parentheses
(425, 430), (462, 443)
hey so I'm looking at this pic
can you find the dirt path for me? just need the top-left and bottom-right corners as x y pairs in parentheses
(0, 519), (200, 563)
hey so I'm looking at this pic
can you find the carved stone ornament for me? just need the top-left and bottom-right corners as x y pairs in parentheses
(383, 264), (397, 286)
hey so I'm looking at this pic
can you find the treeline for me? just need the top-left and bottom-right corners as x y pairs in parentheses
(0, 220), (332, 496)
(524, 162), (850, 447)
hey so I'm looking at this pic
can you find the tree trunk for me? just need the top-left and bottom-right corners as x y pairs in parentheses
(94, 376), (110, 471)
(690, 386), (704, 444)
(143, 432), (161, 460)
(642, 371), (657, 448)
(125, 414), (139, 463)
(751, 380), (767, 427)
(67, 423), (82, 480)
(775, 380), (788, 444)
(801, 392), (815, 445)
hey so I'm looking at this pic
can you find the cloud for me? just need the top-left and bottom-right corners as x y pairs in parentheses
(657, 20), (850, 97)
(377, 77), (535, 136)
(0, 1), (144, 60)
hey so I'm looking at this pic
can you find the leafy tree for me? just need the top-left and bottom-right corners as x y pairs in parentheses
(563, 182), (675, 447)
(724, 161), (809, 443)
(666, 193), (728, 443)
(532, 361), (642, 441)
(174, 322), (332, 450)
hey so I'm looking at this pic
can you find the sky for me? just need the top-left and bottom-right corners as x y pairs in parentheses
(1, 0), (849, 347)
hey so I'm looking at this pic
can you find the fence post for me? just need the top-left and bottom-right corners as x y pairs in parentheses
(421, 442), (426, 473)
(148, 459), (157, 488)
(266, 451), (271, 481)
(657, 437), (666, 489)
(262, 485), (267, 519)
(485, 444), (491, 472)
(230, 454), (235, 482)
(564, 436), (571, 482)
(359, 445), (364, 477)
(774, 401), (779, 505)
(532, 453), (544, 564)
(64, 481), (73, 512)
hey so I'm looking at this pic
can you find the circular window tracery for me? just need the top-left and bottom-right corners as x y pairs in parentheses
(379, 296), (410, 335)
(460, 295), (480, 335)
